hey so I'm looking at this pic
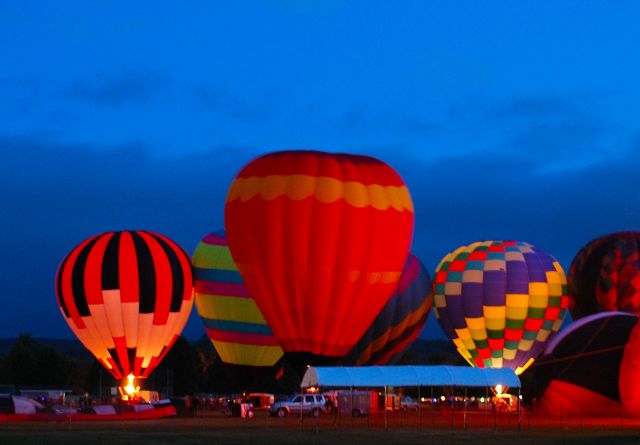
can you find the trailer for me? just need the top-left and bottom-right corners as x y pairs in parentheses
(248, 393), (274, 409)
(333, 390), (380, 417)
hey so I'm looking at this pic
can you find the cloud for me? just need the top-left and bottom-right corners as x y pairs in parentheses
(341, 108), (439, 137)
(439, 94), (615, 173)
(386, 144), (640, 273)
(1, 128), (637, 340)
(190, 85), (271, 121)
(495, 95), (609, 165)
(0, 77), (47, 119)
(496, 95), (582, 119)
(66, 71), (167, 107)
(0, 135), (260, 338)
(340, 94), (607, 168)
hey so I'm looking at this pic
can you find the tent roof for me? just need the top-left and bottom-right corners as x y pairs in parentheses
(301, 365), (520, 388)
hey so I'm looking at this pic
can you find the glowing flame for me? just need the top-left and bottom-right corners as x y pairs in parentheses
(120, 374), (140, 401)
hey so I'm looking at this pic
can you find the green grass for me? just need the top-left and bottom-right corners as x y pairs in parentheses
(2, 418), (640, 445)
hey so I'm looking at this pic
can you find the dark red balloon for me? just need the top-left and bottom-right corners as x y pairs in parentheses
(569, 232), (640, 319)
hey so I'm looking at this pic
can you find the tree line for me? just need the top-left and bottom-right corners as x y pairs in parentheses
(0, 334), (464, 398)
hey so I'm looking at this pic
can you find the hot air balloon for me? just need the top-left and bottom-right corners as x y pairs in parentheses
(342, 253), (433, 366)
(433, 240), (568, 375)
(619, 317), (640, 416)
(568, 232), (640, 320)
(225, 150), (414, 360)
(55, 230), (193, 379)
(533, 312), (637, 417)
(192, 231), (284, 367)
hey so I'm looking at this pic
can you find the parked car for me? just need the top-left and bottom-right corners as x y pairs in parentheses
(269, 394), (326, 417)
(400, 396), (419, 411)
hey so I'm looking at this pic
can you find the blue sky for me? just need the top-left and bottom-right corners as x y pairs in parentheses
(1, 1), (639, 341)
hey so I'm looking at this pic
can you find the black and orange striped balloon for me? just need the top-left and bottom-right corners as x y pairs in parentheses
(225, 150), (414, 358)
(55, 230), (194, 379)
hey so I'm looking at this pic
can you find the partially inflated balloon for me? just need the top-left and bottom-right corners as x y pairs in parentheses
(343, 254), (432, 366)
(55, 231), (193, 379)
(433, 241), (568, 375)
(534, 312), (637, 417)
(569, 232), (640, 320)
(619, 318), (640, 416)
(225, 150), (414, 357)
(192, 232), (283, 367)
(537, 380), (629, 418)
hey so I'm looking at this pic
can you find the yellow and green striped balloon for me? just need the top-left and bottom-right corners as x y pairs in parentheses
(192, 231), (283, 367)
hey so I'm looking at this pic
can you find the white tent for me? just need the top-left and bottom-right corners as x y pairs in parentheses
(301, 365), (520, 389)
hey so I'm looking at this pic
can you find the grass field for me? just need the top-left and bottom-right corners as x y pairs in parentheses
(2, 413), (640, 445)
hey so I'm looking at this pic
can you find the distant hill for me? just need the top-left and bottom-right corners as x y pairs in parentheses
(398, 338), (466, 365)
(0, 336), (461, 366)
(0, 337), (91, 358)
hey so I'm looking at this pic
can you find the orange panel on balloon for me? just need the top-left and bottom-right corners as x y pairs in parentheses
(225, 150), (414, 357)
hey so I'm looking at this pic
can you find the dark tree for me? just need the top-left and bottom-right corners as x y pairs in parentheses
(150, 336), (201, 396)
(35, 346), (72, 386)
(6, 334), (39, 385)
(86, 359), (117, 401)
(0, 353), (6, 383)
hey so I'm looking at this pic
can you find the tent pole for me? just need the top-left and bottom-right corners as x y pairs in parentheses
(450, 385), (454, 430)
(518, 387), (522, 431)
(418, 385), (421, 430)
(431, 386), (434, 429)
(485, 386), (489, 428)
(463, 387), (467, 429)
(384, 385), (388, 431)
(350, 385), (353, 429)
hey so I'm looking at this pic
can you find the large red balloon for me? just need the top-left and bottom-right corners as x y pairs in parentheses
(343, 253), (433, 366)
(55, 230), (193, 379)
(224, 150), (414, 357)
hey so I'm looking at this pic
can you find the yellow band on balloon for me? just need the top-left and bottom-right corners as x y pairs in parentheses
(215, 341), (284, 367)
(195, 294), (267, 325)
(227, 174), (414, 212)
(192, 244), (236, 271)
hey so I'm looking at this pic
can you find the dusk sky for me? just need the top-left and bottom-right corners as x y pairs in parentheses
(1, 1), (639, 341)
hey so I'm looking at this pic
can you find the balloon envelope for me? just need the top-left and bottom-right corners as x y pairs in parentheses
(534, 312), (637, 417)
(343, 253), (433, 366)
(568, 232), (640, 320)
(225, 150), (414, 357)
(433, 240), (568, 375)
(619, 317), (640, 416)
(55, 230), (193, 379)
(192, 232), (284, 367)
